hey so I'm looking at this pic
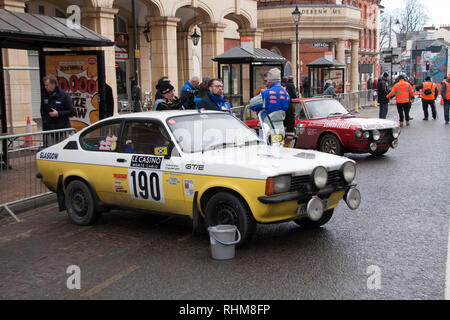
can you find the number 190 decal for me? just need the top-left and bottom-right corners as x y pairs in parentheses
(129, 169), (165, 203)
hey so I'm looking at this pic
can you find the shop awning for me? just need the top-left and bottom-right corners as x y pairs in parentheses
(213, 46), (286, 64)
(0, 9), (114, 50)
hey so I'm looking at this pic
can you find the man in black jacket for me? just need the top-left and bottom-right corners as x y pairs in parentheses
(377, 72), (390, 119)
(41, 75), (75, 130)
(282, 76), (297, 146)
(41, 75), (76, 146)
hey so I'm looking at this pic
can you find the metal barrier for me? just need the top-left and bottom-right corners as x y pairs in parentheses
(0, 128), (76, 222)
(336, 90), (376, 112)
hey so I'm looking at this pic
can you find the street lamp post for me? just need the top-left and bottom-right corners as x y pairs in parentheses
(388, 16), (400, 85)
(292, 5), (302, 96)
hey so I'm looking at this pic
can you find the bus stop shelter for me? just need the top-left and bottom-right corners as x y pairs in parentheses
(307, 57), (345, 96)
(213, 46), (286, 106)
(0, 9), (114, 165)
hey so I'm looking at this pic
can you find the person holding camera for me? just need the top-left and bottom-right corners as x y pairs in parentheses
(180, 76), (201, 109)
(416, 76), (438, 120)
(153, 82), (184, 111)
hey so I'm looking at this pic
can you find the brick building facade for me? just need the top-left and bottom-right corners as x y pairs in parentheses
(257, 0), (381, 92)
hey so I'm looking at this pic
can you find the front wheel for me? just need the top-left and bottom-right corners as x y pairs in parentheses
(293, 209), (334, 229)
(319, 134), (343, 155)
(65, 180), (100, 226)
(205, 192), (256, 248)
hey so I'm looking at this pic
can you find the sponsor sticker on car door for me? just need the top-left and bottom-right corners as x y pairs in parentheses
(128, 155), (165, 203)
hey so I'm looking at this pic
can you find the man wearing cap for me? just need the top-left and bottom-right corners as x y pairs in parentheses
(249, 68), (290, 142)
(387, 74), (415, 127)
(416, 76), (438, 120)
(377, 72), (390, 119)
(153, 82), (184, 111)
(441, 75), (450, 125)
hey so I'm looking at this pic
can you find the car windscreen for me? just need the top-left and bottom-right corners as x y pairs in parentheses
(166, 113), (262, 153)
(305, 99), (349, 119)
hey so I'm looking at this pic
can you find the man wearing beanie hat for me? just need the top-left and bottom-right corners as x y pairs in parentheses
(377, 72), (390, 119)
(249, 67), (290, 143)
(153, 82), (184, 111)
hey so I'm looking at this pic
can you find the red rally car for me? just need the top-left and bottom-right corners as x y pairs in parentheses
(244, 97), (401, 156)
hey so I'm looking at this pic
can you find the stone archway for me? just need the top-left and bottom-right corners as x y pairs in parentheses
(175, 5), (214, 89)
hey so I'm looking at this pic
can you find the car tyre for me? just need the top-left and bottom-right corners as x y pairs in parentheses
(319, 134), (343, 155)
(65, 180), (100, 226)
(293, 209), (334, 229)
(205, 192), (256, 248)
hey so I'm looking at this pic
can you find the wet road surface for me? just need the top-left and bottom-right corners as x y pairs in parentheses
(1, 100), (449, 300)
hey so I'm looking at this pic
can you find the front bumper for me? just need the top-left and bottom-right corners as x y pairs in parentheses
(258, 183), (356, 204)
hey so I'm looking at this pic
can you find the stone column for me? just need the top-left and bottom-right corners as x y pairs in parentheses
(149, 16), (180, 94)
(238, 28), (264, 48)
(81, 6), (118, 113)
(0, 0), (33, 132)
(336, 39), (346, 65)
(350, 40), (360, 92)
(290, 39), (299, 89)
(200, 23), (225, 79)
(177, 30), (193, 90)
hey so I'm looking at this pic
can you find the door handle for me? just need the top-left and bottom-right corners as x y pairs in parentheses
(116, 158), (127, 163)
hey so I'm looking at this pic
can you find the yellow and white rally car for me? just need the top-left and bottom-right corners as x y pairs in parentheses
(36, 110), (361, 246)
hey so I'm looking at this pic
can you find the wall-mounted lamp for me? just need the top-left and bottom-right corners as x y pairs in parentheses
(143, 25), (150, 43)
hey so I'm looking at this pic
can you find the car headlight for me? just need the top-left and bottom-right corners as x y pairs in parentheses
(372, 129), (380, 141)
(392, 127), (401, 138)
(341, 161), (356, 183)
(265, 175), (291, 195)
(355, 130), (362, 138)
(363, 131), (370, 139)
(312, 166), (328, 189)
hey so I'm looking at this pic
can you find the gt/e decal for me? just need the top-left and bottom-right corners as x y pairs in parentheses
(185, 164), (204, 170)
(129, 169), (165, 203)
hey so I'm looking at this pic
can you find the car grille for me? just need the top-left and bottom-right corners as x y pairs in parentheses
(290, 170), (342, 192)
(379, 129), (392, 138)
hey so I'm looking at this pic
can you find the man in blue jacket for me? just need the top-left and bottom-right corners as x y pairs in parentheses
(197, 79), (232, 113)
(249, 68), (290, 141)
(180, 76), (201, 109)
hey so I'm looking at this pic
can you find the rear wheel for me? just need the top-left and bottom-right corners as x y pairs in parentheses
(205, 192), (256, 248)
(65, 180), (100, 226)
(319, 134), (343, 155)
(294, 209), (334, 229)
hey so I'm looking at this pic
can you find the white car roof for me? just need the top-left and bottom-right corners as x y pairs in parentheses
(106, 110), (224, 122)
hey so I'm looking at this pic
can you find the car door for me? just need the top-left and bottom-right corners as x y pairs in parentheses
(114, 119), (185, 214)
(294, 102), (312, 149)
(78, 120), (124, 205)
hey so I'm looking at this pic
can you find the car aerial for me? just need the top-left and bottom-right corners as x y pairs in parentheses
(36, 110), (361, 247)
(244, 97), (401, 156)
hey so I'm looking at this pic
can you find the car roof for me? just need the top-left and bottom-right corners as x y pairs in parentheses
(292, 97), (332, 103)
(101, 110), (223, 122)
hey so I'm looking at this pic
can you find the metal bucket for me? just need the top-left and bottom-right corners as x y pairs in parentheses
(208, 225), (241, 260)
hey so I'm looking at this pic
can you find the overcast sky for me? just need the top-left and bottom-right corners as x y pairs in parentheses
(381, 0), (449, 27)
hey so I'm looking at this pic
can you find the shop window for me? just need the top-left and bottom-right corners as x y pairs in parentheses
(114, 16), (127, 34)
(38, 5), (45, 15)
